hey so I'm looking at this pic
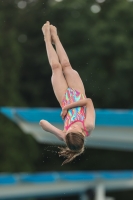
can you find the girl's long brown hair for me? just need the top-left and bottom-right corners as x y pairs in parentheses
(58, 132), (84, 166)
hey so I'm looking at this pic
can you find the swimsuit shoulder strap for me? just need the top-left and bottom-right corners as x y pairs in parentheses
(82, 121), (90, 137)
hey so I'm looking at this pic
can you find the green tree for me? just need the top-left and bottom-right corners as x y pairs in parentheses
(0, 0), (39, 172)
(0, 0), (133, 180)
(13, 0), (133, 108)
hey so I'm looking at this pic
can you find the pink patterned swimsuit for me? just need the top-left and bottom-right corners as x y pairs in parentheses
(61, 88), (90, 137)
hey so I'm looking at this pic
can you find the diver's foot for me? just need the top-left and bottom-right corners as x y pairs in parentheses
(50, 25), (58, 44)
(42, 21), (51, 42)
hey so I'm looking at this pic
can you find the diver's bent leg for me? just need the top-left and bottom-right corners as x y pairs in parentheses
(54, 37), (86, 96)
(51, 66), (68, 106)
(42, 22), (68, 105)
(50, 24), (86, 96)
(50, 25), (71, 69)
(42, 21), (61, 69)
(63, 67), (86, 97)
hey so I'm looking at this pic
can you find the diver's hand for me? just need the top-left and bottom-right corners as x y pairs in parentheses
(60, 108), (67, 120)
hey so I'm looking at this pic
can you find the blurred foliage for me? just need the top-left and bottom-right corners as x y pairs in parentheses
(19, 0), (133, 109)
(0, 115), (40, 172)
(0, 0), (133, 185)
(0, 1), (133, 199)
(0, 0), (131, 108)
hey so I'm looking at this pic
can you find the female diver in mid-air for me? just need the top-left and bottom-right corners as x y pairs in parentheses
(40, 21), (95, 165)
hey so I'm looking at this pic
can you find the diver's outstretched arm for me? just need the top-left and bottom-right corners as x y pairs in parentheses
(39, 120), (65, 141)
